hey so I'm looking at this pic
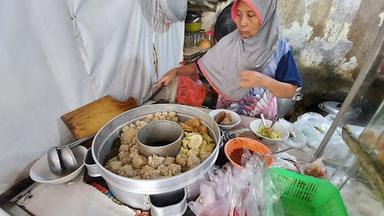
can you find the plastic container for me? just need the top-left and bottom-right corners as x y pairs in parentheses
(204, 31), (215, 46)
(359, 100), (384, 165)
(269, 167), (348, 216)
(185, 22), (202, 32)
(224, 137), (273, 168)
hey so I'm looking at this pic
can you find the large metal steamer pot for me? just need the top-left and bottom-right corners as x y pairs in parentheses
(90, 104), (221, 213)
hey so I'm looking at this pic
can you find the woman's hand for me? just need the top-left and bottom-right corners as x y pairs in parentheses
(239, 70), (297, 98)
(157, 63), (198, 87)
(157, 68), (178, 87)
(239, 70), (273, 88)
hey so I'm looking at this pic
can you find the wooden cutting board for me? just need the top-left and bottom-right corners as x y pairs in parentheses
(61, 95), (137, 140)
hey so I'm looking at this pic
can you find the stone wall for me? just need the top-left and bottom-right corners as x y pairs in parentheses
(277, 0), (384, 111)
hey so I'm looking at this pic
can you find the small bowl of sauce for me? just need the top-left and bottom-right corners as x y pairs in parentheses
(224, 137), (273, 169)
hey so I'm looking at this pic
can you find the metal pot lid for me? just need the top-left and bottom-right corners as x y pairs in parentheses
(318, 101), (341, 115)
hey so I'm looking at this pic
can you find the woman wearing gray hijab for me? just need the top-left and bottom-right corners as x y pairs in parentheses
(158, 0), (302, 119)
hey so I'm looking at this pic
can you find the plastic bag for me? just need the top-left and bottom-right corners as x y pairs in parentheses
(239, 152), (285, 216)
(289, 112), (331, 151)
(277, 118), (306, 149)
(188, 152), (285, 216)
(175, 76), (207, 107)
(189, 167), (230, 216)
(292, 112), (349, 162)
(271, 152), (299, 172)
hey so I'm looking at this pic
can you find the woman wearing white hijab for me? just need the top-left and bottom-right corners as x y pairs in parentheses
(158, 0), (302, 119)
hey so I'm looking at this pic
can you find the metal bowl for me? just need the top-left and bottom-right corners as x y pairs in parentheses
(137, 120), (183, 157)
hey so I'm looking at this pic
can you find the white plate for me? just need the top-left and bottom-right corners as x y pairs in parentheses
(249, 119), (289, 143)
(30, 146), (87, 184)
(209, 109), (241, 130)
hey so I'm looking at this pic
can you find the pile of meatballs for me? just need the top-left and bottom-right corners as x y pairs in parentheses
(105, 111), (215, 179)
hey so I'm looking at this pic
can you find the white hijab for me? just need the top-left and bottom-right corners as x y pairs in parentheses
(198, 0), (279, 100)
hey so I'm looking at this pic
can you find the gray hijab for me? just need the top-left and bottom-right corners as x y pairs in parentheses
(198, 0), (279, 100)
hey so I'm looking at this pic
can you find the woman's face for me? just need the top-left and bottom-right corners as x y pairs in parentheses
(234, 1), (260, 39)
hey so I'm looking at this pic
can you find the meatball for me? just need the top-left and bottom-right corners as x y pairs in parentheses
(129, 144), (139, 153)
(121, 157), (132, 165)
(161, 111), (169, 117)
(118, 151), (128, 160)
(119, 144), (130, 152)
(158, 164), (172, 177)
(118, 165), (138, 177)
(118, 151), (132, 165)
(140, 165), (161, 179)
(106, 158), (123, 173)
(163, 157), (175, 166)
(121, 125), (129, 132)
(148, 155), (165, 168)
(186, 154), (201, 170)
(168, 111), (176, 118)
(121, 127), (136, 144)
(128, 151), (140, 159)
(143, 114), (154, 122)
(168, 164), (182, 175)
(175, 154), (188, 167)
(132, 155), (148, 169)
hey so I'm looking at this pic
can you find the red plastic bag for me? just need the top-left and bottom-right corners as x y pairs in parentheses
(175, 76), (207, 107)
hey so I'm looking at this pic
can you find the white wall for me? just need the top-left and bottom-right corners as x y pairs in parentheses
(0, 0), (96, 194)
(0, 0), (183, 194)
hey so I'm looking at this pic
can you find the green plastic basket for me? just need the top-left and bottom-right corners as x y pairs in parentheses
(268, 167), (348, 216)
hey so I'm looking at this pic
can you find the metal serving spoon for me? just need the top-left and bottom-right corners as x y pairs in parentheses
(47, 136), (92, 175)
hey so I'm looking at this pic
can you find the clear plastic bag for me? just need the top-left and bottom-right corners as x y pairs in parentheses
(271, 152), (299, 172)
(188, 152), (285, 216)
(241, 152), (285, 216)
(189, 167), (230, 216)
